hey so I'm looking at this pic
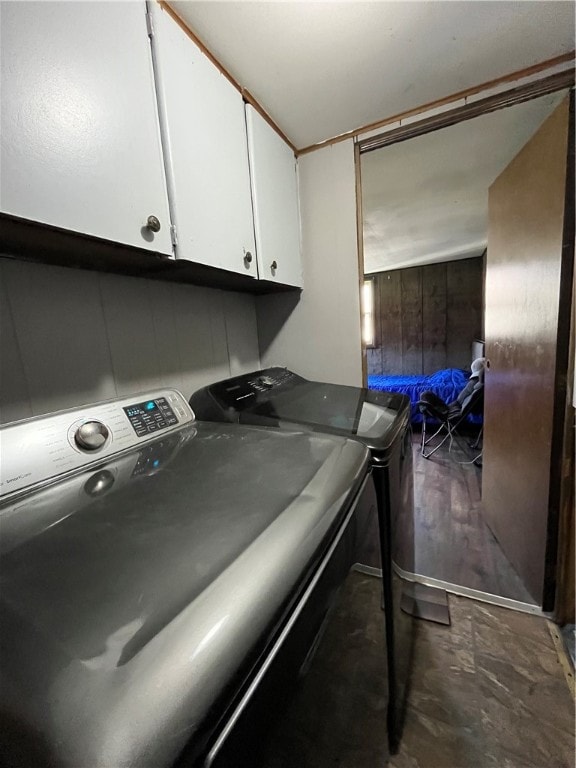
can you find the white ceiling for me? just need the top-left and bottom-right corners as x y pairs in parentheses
(361, 91), (566, 274)
(170, 1), (574, 149)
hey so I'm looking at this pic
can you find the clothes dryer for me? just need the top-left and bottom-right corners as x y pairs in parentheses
(190, 367), (416, 750)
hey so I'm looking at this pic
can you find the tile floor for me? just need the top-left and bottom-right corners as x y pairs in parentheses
(390, 593), (575, 768)
(253, 573), (574, 768)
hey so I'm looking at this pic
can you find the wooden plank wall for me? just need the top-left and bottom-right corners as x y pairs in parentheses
(367, 256), (483, 376)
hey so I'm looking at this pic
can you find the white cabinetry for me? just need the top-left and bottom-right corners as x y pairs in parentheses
(246, 106), (303, 288)
(0, 2), (172, 255)
(149, 3), (257, 278)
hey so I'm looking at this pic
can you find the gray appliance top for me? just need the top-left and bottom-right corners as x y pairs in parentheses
(189, 367), (411, 458)
(0, 390), (370, 768)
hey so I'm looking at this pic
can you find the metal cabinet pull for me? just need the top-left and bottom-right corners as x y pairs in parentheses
(146, 215), (161, 232)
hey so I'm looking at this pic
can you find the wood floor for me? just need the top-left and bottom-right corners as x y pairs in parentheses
(410, 427), (535, 604)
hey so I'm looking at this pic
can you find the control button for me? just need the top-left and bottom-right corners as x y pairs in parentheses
(258, 376), (275, 389)
(74, 421), (110, 452)
(84, 470), (115, 497)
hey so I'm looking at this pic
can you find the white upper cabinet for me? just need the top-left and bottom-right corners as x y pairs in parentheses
(149, 3), (257, 278)
(0, 2), (172, 255)
(246, 106), (303, 288)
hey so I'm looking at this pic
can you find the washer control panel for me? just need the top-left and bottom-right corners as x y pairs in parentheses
(123, 396), (178, 437)
(205, 368), (300, 410)
(246, 369), (296, 394)
(0, 389), (195, 498)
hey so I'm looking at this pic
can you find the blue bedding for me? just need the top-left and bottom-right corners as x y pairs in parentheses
(368, 368), (476, 424)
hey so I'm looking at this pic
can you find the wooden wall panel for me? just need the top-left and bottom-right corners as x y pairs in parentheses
(366, 348), (382, 376)
(368, 257), (482, 376)
(401, 267), (423, 374)
(482, 97), (569, 604)
(379, 270), (403, 373)
(422, 263), (447, 374)
(447, 258), (483, 369)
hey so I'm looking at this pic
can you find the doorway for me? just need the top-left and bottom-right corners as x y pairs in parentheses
(358, 89), (573, 613)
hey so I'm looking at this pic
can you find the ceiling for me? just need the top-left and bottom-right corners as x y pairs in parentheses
(170, 1), (574, 149)
(361, 91), (566, 274)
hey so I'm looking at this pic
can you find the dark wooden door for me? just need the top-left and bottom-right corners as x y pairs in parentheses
(483, 97), (570, 604)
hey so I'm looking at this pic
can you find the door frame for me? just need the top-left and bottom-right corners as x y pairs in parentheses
(355, 76), (575, 620)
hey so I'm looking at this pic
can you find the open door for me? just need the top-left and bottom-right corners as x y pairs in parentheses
(483, 96), (572, 606)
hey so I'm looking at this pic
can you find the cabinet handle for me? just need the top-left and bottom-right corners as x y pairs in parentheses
(244, 252), (253, 264)
(146, 215), (161, 233)
(270, 261), (278, 270)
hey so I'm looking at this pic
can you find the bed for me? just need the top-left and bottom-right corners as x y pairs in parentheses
(368, 367), (481, 425)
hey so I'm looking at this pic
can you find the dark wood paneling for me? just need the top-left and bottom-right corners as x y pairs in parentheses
(366, 347), (382, 376)
(422, 263), (447, 374)
(483, 97), (569, 604)
(379, 270), (403, 373)
(446, 258), (483, 369)
(401, 267), (423, 374)
(369, 258), (482, 375)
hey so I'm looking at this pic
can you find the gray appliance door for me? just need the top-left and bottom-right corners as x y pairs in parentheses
(0, 422), (369, 768)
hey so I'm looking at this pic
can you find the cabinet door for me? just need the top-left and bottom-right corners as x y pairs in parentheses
(149, 4), (257, 278)
(246, 106), (303, 288)
(0, 2), (172, 255)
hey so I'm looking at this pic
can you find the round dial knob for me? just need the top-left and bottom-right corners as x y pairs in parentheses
(74, 421), (110, 452)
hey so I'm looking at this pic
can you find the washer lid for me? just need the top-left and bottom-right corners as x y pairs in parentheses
(0, 421), (370, 768)
(190, 369), (411, 456)
(241, 380), (410, 455)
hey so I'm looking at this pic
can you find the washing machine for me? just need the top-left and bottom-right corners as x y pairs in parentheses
(190, 367), (416, 751)
(0, 388), (385, 767)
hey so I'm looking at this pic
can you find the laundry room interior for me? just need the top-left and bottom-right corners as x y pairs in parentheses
(0, 2), (574, 768)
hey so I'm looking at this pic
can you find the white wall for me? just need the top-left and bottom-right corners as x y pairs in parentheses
(0, 258), (260, 424)
(256, 140), (363, 386)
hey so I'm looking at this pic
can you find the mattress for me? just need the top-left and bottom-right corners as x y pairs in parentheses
(367, 368), (481, 424)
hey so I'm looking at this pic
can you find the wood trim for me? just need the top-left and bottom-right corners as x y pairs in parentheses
(359, 70), (575, 155)
(297, 51), (575, 156)
(547, 621), (575, 696)
(546, 90), (575, 620)
(160, 2), (297, 154)
(354, 142), (368, 386)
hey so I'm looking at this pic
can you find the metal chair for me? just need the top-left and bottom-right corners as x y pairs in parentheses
(417, 384), (484, 459)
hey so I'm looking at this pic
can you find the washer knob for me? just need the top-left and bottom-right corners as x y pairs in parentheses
(75, 421), (109, 452)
